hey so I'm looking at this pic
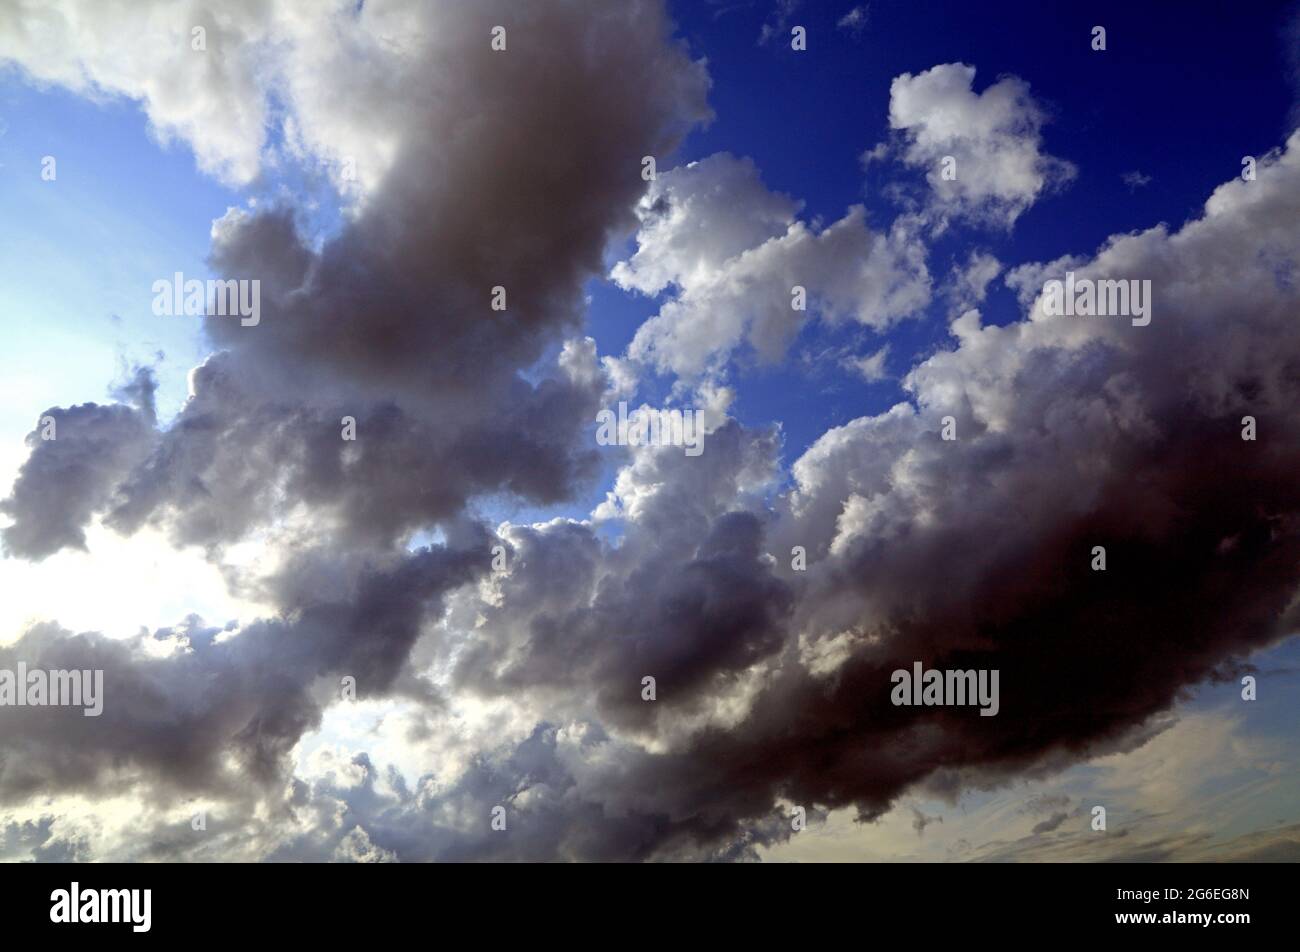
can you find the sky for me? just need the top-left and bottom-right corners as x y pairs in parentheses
(0, 0), (1298, 862)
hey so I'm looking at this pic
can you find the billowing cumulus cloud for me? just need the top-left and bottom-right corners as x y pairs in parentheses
(614, 153), (932, 380)
(871, 62), (1076, 229)
(1, 2), (1298, 864)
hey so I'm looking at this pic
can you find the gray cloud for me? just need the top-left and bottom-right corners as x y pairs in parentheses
(2, 388), (156, 560)
(1031, 812), (1069, 835)
(0, 536), (482, 805)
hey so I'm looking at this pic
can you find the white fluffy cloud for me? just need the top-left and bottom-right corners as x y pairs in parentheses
(613, 153), (932, 380)
(878, 62), (1076, 228)
(0, 0), (274, 184)
(0, 0), (483, 196)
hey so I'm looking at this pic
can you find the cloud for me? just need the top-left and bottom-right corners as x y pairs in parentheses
(912, 807), (942, 835)
(1020, 793), (1070, 817)
(1122, 170), (1153, 191)
(0, 537), (483, 805)
(758, 0), (801, 46)
(2, 0), (708, 203)
(613, 153), (931, 380)
(455, 422), (791, 740)
(0, 0), (275, 185)
(874, 63), (1076, 229)
(1, 382), (157, 560)
(837, 6), (869, 37)
(847, 345), (891, 382)
(946, 250), (1002, 310)
(1030, 812), (1069, 835)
